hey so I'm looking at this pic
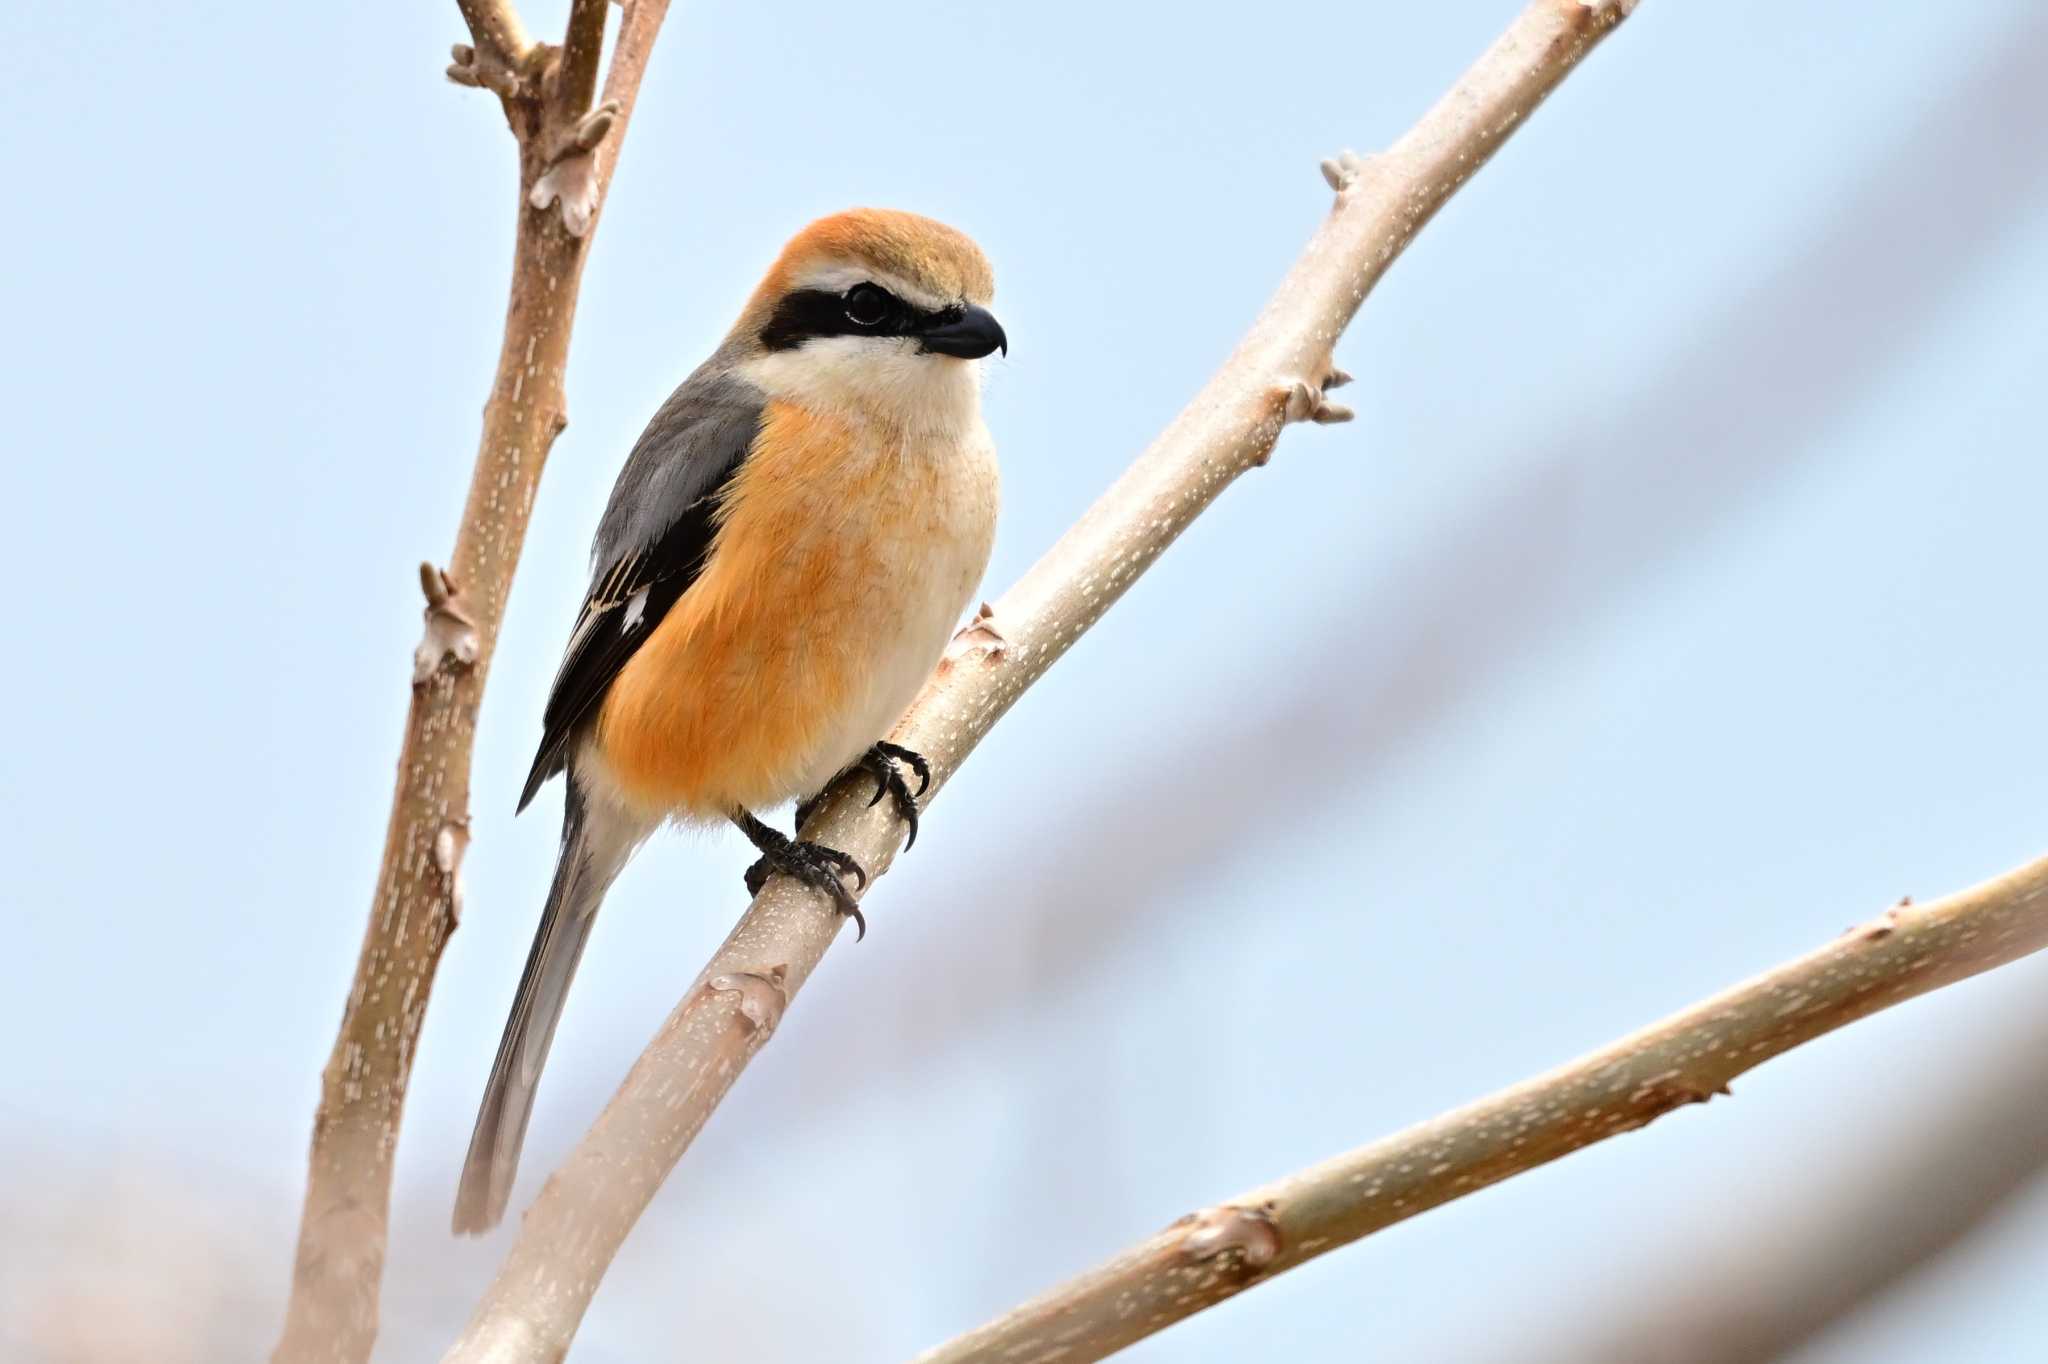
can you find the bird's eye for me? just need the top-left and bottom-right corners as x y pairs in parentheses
(843, 284), (891, 327)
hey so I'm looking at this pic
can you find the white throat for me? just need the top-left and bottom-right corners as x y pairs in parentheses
(740, 338), (985, 437)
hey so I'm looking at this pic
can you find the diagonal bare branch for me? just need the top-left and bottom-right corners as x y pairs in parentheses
(1496, 991), (2048, 1364)
(914, 855), (2048, 1364)
(439, 3), (1641, 1359)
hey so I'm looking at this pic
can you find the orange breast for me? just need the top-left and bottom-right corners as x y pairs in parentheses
(590, 400), (978, 818)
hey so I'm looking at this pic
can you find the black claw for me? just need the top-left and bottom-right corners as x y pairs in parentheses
(851, 743), (926, 850)
(735, 810), (869, 939)
(811, 843), (867, 890)
(877, 741), (932, 799)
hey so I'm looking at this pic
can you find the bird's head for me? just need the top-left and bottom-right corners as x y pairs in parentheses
(735, 208), (1005, 429)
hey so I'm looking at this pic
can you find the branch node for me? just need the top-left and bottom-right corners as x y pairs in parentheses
(528, 99), (622, 237)
(1579, 0), (1640, 16)
(1281, 378), (1355, 427)
(434, 820), (472, 930)
(1858, 897), (1913, 940)
(1177, 1203), (1282, 1270)
(1320, 149), (1368, 193)
(413, 562), (481, 686)
(529, 154), (601, 237)
(708, 966), (790, 1034)
(433, 819), (471, 877)
(940, 601), (1009, 675)
(561, 99), (621, 159)
(446, 39), (523, 99)
(1628, 1072), (1729, 1122)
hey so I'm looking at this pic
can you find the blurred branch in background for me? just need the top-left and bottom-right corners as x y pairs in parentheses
(1499, 995), (2048, 1364)
(914, 855), (2048, 1364)
(1507, 995), (2048, 1351)
(272, 1), (672, 1360)
(440, 4), (1640, 1359)
(816, 4), (2048, 1114)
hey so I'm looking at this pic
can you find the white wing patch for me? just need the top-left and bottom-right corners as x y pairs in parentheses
(622, 586), (650, 631)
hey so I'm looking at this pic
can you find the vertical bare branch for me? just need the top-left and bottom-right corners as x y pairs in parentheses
(440, 3), (1640, 1359)
(913, 856), (2048, 1364)
(271, 3), (673, 1360)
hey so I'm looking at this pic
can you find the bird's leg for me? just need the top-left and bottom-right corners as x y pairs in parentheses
(794, 742), (932, 851)
(735, 809), (869, 939)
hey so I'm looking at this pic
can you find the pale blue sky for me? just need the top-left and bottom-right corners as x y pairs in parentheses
(3, 2), (2045, 1360)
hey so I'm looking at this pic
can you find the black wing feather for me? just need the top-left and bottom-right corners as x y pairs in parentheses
(517, 366), (763, 811)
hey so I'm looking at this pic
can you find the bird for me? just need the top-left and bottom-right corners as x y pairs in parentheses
(452, 207), (1006, 1234)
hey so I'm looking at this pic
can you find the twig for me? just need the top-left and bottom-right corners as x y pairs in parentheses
(441, 2), (1638, 1358)
(447, 0), (536, 100)
(1503, 990), (2048, 1364)
(270, 2), (673, 1360)
(914, 857), (2048, 1364)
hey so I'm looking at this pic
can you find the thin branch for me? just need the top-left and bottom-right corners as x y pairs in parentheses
(1502, 991), (2048, 1364)
(448, 0), (537, 101)
(270, 2), (673, 1361)
(915, 856), (2048, 1364)
(441, 2), (1639, 1358)
(455, 0), (533, 62)
(558, 0), (611, 114)
(526, 0), (664, 238)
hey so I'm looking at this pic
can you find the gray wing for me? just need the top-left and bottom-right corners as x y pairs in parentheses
(518, 362), (765, 811)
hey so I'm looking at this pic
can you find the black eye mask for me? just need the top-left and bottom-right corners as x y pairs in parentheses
(759, 284), (964, 352)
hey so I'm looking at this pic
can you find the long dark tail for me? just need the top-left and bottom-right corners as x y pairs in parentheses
(453, 785), (642, 1234)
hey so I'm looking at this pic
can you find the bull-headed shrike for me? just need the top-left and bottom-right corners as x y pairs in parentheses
(453, 208), (1006, 1233)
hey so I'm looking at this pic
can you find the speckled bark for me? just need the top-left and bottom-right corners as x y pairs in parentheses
(272, 3), (672, 1361)
(442, 3), (1640, 1360)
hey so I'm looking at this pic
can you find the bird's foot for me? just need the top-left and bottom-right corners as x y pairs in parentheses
(737, 811), (869, 939)
(793, 742), (932, 851)
(860, 741), (930, 850)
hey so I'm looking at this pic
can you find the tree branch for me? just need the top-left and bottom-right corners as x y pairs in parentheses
(270, 3), (673, 1361)
(440, 2), (1638, 1358)
(1502, 992), (2048, 1364)
(448, 0), (538, 102)
(914, 855), (2048, 1364)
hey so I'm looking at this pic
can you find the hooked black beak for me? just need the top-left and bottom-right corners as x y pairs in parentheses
(919, 304), (1008, 359)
